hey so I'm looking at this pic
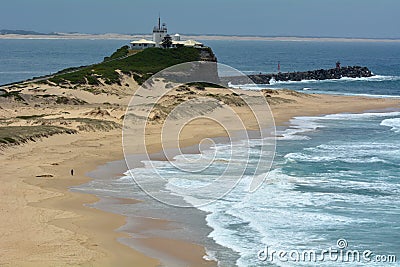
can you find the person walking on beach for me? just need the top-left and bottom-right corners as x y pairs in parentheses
(70, 169), (74, 176)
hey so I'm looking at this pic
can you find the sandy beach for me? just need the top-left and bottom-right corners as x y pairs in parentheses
(1, 0), (399, 264)
(0, 82), (399, 266)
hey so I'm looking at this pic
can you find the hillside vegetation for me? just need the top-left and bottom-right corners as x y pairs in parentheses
(47, 46), (215, 86)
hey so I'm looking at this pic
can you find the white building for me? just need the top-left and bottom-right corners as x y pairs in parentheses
(130, 39), (156, 49)
(130, 17), (204, 50)
(171, 39), (204, 48)
(173, 33), (181, 41)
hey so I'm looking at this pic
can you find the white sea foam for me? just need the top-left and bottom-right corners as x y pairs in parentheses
(320, 111), (400, 120)
(118, 110), (400, 266)
(279, 112), (400, 132)
(278, 111), (400, 141)
(275, 116), (326, 141)
(228, 75), (400, 93)
(381, 117), (400, 133)
(269, 75), (400, 85)
(285, 152), (389, 164)
(194, 168), (379, 267)
(203, 248), (219, 263)
(287, 137), (400, 165)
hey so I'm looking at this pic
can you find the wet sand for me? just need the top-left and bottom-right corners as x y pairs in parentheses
(0, 89), (399, 266)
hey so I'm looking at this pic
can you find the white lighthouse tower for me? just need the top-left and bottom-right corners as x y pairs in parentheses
(152, 16), (167, 47)
(130, 16), (205, 50)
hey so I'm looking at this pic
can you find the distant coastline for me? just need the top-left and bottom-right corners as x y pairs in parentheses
(1, 32), (400, 42)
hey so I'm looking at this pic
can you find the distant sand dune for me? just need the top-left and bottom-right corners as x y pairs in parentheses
(1, 33), (400, 42)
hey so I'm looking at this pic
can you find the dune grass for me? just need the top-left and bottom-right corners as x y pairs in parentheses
(0, 126), (76, 145)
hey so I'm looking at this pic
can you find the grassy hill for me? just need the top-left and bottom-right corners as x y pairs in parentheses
(47, 46), (216, 86)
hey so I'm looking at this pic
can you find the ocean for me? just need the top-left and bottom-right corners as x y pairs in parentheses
(0, 39), (128, 85)
(2, 39), (399, 266)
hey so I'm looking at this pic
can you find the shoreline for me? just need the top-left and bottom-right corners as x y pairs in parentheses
(81, 143), (239, 267)
(72, 92), (400, 266)
(1, 34), (400, 43)
(1, 90), (400, 266)
(0, 132), (159, 266)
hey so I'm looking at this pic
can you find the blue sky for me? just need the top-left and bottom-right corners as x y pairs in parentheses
(1, 0), (399, 38)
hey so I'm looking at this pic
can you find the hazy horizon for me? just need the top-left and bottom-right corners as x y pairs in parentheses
(1, 0), (399, 39)
(3, 30), (400, 40)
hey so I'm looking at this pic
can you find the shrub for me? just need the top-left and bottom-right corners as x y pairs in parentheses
(47, 46), (205, 86)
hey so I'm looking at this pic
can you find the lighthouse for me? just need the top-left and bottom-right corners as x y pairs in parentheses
(152, 16), (168, 47)
(130, 16), (204, 50)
